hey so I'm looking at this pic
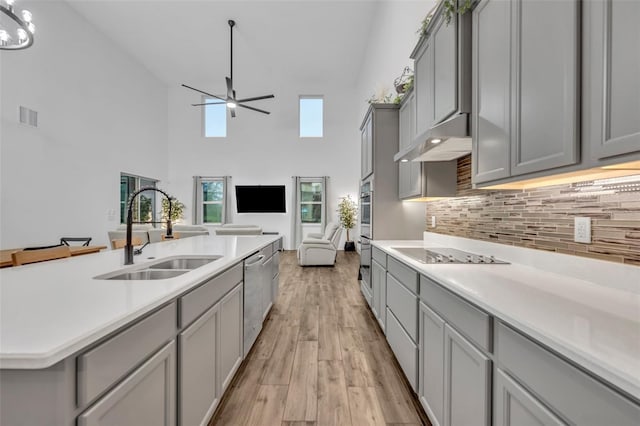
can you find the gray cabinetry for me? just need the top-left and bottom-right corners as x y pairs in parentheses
(179, 303), (219, 426)
(495, 321), (640, 425)
(371, 258), (386, 331)
(585, 0), (640, 162)
(218, 283), (243, 394)
(471, 0), (511, 183)
(444, 324), (491, 426)
(262, 255), (274, 319)
(494, 368), (564, 426)
(432, 11), (458, 124)
(78, 341), (176, 426)
(386, 307), (419, 391)
(472, 0), (580, 183)
(419, 301), (445, 426)
(415, 38), (435, 135)
(361, 113), (373, 180)
(399, 91), (423, 200)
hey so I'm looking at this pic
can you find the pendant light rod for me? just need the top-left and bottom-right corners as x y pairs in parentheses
(228, 19), (235, 81)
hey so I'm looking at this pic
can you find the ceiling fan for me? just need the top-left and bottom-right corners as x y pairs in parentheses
(182, 20), (274, 118)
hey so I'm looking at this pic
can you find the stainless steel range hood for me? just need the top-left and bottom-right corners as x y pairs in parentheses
(393, 113), (471, 162)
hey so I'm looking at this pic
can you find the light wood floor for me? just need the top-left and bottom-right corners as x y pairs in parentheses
(210, 250), (429, 426)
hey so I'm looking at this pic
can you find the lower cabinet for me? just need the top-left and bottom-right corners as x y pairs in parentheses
(494, 368), (564, 426)
(78, 341), (176, 426)
(218, 284), (244, 394)
(263, 256), (274, 319)
(179, 282), (244, 426)
(179, 302), (219, 426)
(444, 324), (491, 426)
(371, 258), (386, 331)
(419, 302), (445, 426)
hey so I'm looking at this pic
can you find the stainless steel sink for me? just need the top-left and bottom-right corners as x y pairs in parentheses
(147, 256), (221, 270)
(94, 255), (222, 280)
(107, 269), (188, 280)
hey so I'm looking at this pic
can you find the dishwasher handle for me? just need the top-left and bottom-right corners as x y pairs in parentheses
(245, 254), (265, 268)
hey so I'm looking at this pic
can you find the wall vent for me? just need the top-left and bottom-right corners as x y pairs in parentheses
(19, 106), (38, 127)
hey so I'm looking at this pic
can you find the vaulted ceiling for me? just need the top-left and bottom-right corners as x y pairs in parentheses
(66, 0), (380, 90)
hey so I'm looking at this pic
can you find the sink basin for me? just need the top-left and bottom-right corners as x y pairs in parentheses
(107, 269), (188, 280)
(94, 255), (222, 280)
(148, 256), (221, 270)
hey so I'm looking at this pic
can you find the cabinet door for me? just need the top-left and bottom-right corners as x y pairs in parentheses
(371, 259), (386, 330)
(511, 0), (579, 176)
(415, 39), (435, 135)
(494, 368), (565, 426)
(78, 341), (176, 426)
(587, 0), (640, 160)
(179, 304), (218, 426)
(361, 115), (374, 179)
(419, 302), (445, 426)
(263, 256), (274, 319)
(433, 12), (458, 124)
(472, 0), (511, 183)
(408, 162), (422, 197)
(218, 284), (243, 394)
(399, 162), (410, 199)
(444, 324), (491, 426)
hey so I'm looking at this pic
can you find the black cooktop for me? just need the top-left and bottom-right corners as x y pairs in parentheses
(392, 247), (509, 264)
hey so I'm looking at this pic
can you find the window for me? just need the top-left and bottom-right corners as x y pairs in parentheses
(204, 97), (227, 138)
(300, 180), (324, 223)
(120, 174), (158, 224)
(299, 96), (323, 138)
(194, 177), (227, 225)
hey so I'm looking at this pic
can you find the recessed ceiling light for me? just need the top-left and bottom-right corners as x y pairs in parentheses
(431, 138), (442, 144)
(401, 159), (409, 163)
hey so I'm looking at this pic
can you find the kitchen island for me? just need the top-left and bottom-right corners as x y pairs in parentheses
(0, 234), (281, 426)
(369, 232), (640, 426)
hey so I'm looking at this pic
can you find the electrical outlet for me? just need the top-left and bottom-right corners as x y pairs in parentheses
(574, 217), (591, 243)
(431, 216), (436, 228)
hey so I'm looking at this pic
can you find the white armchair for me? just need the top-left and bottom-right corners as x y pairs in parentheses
(297, 222), (343, 266)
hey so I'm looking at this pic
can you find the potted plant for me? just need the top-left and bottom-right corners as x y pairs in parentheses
(161, 197), (185, 224)
(338, 195), (358, 252)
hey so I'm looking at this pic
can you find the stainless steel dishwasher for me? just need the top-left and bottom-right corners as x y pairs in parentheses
(243, 252), (265, 357)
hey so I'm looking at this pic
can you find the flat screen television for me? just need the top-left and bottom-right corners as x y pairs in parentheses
(235, 185), (286, 213)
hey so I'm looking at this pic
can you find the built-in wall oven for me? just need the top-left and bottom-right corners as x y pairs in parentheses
(359, 180), (372, 289)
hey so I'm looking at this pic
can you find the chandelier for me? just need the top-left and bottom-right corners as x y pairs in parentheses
(0, 0), (35, 50)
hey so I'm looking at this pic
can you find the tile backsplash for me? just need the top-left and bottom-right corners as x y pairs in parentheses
(425, 155), (640, 265)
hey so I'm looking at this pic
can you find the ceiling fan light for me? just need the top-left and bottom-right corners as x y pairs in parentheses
(227, 101), (237, 109)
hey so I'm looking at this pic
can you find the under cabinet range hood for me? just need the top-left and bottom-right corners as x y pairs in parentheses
(394, 114), (471, 162)
(394, 0), (472, 163)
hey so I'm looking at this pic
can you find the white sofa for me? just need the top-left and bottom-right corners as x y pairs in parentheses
(214, 224), (263, 236)
(107, 224), (153, 246)
(297, 222), (343, 266)
(148, 224), (209, 243)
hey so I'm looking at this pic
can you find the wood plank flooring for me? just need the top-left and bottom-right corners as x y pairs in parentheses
(210, 251), (429, 426)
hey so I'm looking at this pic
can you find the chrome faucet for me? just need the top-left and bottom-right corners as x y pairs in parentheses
(125, 187), (174, 265)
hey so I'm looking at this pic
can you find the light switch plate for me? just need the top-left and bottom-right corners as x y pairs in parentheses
(574, 217), (591, 244)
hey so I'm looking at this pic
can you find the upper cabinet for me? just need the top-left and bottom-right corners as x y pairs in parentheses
(585, 0), (640, 162)
(472, 0), (580, 184)
(361, 114), (374, 180)
(399, 91), (423, 199)
(473, 0), (640, 187)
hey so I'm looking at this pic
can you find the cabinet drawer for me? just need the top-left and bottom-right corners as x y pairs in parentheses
(272, 238), (283, 252)
(372, 246), (387, 267)
(180, 263), (243, 327)
(261, 243), (274, 260)
(387, 256), (418, 294)
(78, 341), (176, 426)
(77, 302), (176, 407)
(495, 322), (640, 425)
(420, 275), (491, 352)
(386, 273), (418, 341)
(386, 308), (418, 392)
(272, 250), (280, 279)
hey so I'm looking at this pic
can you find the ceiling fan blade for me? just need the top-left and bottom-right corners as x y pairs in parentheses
(238, 104), (270, 115)
(191, 101), (226, 106)
(226, 77), (233, 99)
(233, 89), (236, 100)
(181, 84), (225, 102)
(236, 94), (275, 103)
(230, 108), (236, 118)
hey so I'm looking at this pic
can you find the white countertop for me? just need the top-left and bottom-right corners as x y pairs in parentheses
(372, 235), (640, 402)
(0, 234), (278, 369)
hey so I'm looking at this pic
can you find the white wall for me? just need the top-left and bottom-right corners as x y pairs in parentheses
(0, 1), (169, 248)
(167, 77), (362, 250)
